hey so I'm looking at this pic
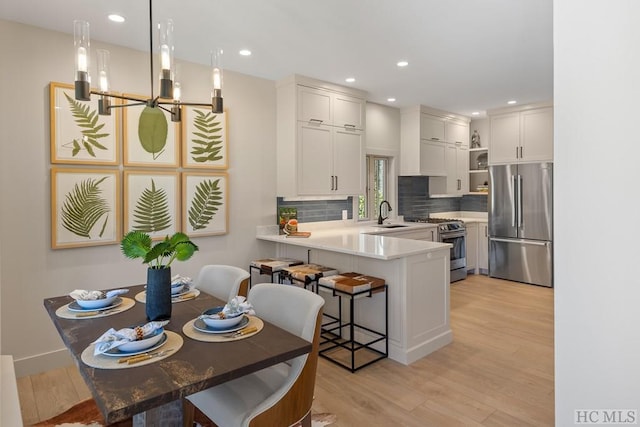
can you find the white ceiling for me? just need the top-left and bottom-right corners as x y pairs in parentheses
(0, 0), (553, 117)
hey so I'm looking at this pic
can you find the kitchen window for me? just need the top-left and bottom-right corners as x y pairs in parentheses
(359, 155), (389, 220)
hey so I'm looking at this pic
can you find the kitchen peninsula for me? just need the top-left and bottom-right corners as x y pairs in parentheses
(256, 224), (452, 364)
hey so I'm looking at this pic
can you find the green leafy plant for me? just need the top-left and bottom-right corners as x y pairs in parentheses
(121, 231), (198, 269)
(138, 106), (168, 160)
(132, 179), (171, 233)
(63, 92), (109, 157)
(188, 178), (222, 230)
(190, 109), (223, 163)
(61, 177), (110, 238)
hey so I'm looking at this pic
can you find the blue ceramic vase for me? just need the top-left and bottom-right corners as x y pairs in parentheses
(146, 267), (172, 321)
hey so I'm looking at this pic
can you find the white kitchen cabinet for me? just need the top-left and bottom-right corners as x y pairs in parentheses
(401, 106), (470, 183)
(478, 222), (488, 274)
(277, 75), (366, 196)
(443, 143), (469, 195)
(376, 227), (437, 241)
(445, 120), (470, 146)
(420, 114), (445, 141)
(465, 222), (478, 273)
(489, 104), (553, 165)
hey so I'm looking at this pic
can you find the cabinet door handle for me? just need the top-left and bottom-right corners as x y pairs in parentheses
(309, 118), (324, 124)
(431, 137), (440, 141)
(335, 175), (338, 191)
(516, 146), (519, 159)
(520, 146), (523, 158)
(484, 226), (488, 237)
(330, 175), (334, 190)
(457, 179), (461, 190)
(431, 230), (434, 240)
(344, 124), (356, 128)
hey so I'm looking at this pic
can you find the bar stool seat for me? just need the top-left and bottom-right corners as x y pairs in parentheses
(280, 263), (339, 292)
(249, 257), (303, 286)
(316, 272), (388, 372)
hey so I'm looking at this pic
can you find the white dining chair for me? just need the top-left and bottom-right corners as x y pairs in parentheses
(194, 264), (251, 301)
(184, 282), (325, 427)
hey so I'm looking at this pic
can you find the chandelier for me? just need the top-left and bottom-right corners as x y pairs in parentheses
(73, 0), (222, 122)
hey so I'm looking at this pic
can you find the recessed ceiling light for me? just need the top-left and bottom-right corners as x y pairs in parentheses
(507, 100), (517, 105)
(108, 14), (125, 23)
(345, 77), (356, 83)
(397, 61), (409, 67)
(387, 98), (396, 102)
(472, 112), (480, 116)
(239, 49), (252, 56)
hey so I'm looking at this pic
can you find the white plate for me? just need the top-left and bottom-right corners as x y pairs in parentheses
(171, 285), (194, 298)
(68, 297), (123, 312)
(101, 332), (167, 357)
(193, 316), (250, 334)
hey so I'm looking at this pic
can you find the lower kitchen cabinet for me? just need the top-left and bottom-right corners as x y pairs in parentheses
(466, 223), (478, 273)
(465, 222), (488, 275)
(478, 223), (488, 274)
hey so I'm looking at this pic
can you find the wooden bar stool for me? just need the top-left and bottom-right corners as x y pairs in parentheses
(280, 263), (339, 292)
(248, 257), (303, 286)
(316, 272), (388, 372)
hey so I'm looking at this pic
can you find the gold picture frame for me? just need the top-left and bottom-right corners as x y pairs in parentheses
(182, 107), (228, 169)
(51, 167), (120, 249)
(123, 170), (180, 240)
(182, 172), (228, 237)
(123, 93), (180, 167)
(49, 82), (119, 165)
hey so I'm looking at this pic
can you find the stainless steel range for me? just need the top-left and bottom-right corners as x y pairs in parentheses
(408, 218), (467, 283)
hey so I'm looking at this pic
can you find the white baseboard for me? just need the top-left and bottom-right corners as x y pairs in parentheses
(13, 348), (73, 377)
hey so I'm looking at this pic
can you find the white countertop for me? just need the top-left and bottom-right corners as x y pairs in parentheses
(256, 222), (449, 261)
(430, 211), (488, 224)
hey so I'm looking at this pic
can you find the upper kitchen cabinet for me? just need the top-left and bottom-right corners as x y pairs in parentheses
(401, 105), (470, 196)
(277, 75), (367, 197)
(489, 103), (553, 165)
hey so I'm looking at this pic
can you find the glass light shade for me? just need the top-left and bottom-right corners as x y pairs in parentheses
(173, 82), (181, 102)
(74, 20), (90, 80)
(96, 49), (110, 93)
(158, 19), (174, 79)
(211, 49), (223, 92)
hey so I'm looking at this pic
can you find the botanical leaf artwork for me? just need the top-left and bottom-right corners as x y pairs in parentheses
(138, 106), (169, 160)
(63, 92), (110, 157)
(190, 109), (224, 163)
(61, 176), (110, 238)
(188, 178), (222, 230)
(132, 179), (171, 233)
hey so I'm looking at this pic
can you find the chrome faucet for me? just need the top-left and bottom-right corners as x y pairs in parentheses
(378, 200), (392, 224)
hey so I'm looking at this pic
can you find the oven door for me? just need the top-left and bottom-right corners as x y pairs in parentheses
(440, 230), (466, 271)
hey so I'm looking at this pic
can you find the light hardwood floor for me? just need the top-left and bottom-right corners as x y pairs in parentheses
(17, 275), (554, 426)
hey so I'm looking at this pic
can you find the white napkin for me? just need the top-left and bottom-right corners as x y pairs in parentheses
(70, 288), (129, 301)
(200, 296), (255, 320)
(92, 320), (169, 355)
(171, 275), (193, 288)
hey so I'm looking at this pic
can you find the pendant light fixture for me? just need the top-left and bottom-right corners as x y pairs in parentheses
(73, 0), (223, 122)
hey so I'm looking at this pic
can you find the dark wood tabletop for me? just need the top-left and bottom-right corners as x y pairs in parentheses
(44, 284), (312, 424)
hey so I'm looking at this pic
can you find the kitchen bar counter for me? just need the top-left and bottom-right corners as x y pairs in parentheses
(256, 222), (452, 365)
(257, 224), (446, 261)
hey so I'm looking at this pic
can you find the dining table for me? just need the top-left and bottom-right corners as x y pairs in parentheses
(43, 283), (312, 425)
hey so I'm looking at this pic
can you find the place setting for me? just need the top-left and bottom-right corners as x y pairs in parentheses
(182, 296), (264, 343)
(134, 274), (201, 304)
(55, 289), (136, 319)
(80, 320), (183, 369)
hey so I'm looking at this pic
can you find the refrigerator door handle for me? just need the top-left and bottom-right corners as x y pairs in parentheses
(491, 237), (550, 246)
(517, 175), (523, 228)
(511, 175), (517, 227)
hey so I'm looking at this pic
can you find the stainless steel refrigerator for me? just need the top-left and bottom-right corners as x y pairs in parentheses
(488, 162), (553, 287)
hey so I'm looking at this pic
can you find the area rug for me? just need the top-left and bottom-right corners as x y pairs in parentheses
(34, 398), (336, 426)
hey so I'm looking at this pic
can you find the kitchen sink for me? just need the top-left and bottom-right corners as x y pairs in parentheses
(375, 224), (409, 228)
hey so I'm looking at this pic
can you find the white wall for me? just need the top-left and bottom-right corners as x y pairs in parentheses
(555, 1), (640, 425)
(0, 20), (278, 376)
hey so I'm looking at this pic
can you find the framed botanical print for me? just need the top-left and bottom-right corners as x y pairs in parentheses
(182, 107), (228, 169)
(49, 82), (119, 165)
(51, 167), (120, 249)
(182, 172), (228, 237)
(123, 93), (180, 167)
(124, 170), (180, 240)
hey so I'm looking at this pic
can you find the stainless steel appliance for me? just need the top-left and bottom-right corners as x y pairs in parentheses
(408, 218), (467, 283)
(488, 162), (553, 287)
